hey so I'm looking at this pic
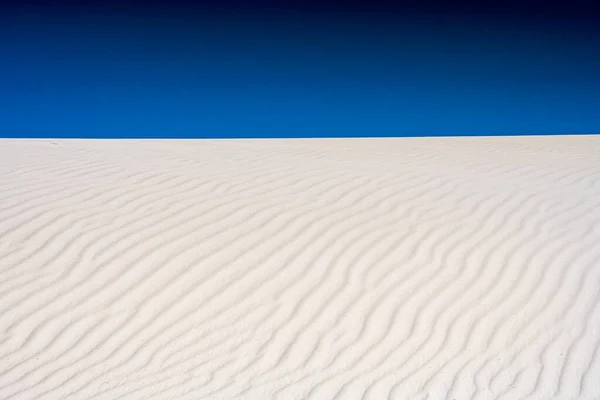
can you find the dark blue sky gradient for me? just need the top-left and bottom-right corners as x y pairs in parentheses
(1, 1), (599, 138)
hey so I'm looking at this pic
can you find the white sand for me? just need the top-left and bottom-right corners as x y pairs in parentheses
(1, 136), (600, 400)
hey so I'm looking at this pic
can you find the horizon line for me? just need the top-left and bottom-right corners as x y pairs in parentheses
(2, 132), (599, 140)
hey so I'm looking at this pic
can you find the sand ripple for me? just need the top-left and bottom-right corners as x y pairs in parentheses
(1, 136), (600, 399)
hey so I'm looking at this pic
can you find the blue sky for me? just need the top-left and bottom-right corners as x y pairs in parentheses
(1, 3), (599, 138)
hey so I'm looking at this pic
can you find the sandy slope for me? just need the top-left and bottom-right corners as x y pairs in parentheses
(1, 136), (599, 400)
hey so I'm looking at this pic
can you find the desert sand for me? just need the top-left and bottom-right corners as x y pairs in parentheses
(1, 136), (599, 399)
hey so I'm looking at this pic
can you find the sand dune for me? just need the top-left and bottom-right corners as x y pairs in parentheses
(1, 136), (599, 400)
